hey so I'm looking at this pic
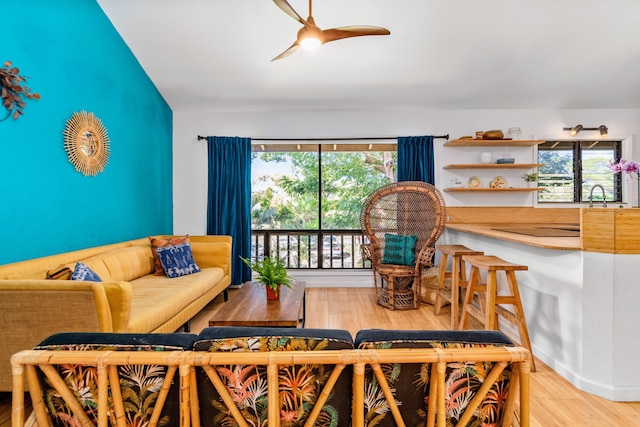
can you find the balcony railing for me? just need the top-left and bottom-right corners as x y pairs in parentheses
(251, 229), (371, 269)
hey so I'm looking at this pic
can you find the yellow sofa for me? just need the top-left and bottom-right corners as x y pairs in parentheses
(0, 235), (232, 391)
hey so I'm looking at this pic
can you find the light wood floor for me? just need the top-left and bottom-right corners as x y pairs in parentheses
(3, 287), (640, 426)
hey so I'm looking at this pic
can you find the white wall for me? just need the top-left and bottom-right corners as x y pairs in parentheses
(173, 108), (640, 233)
(172, 108), (640, 400)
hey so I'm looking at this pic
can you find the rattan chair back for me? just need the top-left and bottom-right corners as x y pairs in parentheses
(360, 181), (446, 309)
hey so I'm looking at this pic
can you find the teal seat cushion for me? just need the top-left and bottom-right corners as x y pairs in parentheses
(382, 233), (417, 265)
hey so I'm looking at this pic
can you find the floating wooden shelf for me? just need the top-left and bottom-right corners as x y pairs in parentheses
(443, 163), (544, 169)
(444, 187), (543, 192)
(444, 139), (545, 147)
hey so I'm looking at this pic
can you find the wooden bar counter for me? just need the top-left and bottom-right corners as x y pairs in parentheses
(441, 206), (640, 402)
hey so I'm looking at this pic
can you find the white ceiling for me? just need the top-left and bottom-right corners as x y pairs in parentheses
(97, 0), (640, 112)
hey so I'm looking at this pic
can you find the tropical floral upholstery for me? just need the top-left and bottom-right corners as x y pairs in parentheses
(194, 326), (355, 427)
(34, 332), (198, 427)
(354, 329), (515, 427)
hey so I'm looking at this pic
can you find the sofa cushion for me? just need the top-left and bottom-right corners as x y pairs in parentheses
(354, 329), (515, 427)
(126, 267), (224, 332)
(382, 233), (417, 265)
(354, 329), (514, 347)
(149, 235), (190, 276)
(34, 332), (198, 427)
(71, 256), (111, 282)
(36, 331), (198, 350)
(156, 242), (201, 278)
(6, 270), (47, 280)
(194, 327), (354, 427)
(91, 245), (155, 282)
(71, 262), (102, 282)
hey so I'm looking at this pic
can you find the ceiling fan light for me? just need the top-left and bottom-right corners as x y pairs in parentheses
(300, 36), (322, 49)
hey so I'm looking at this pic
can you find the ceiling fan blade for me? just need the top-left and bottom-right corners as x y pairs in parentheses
(322, 26), (390, 43)
(271, 41), (300, 61)
(272, 0), (306, 25)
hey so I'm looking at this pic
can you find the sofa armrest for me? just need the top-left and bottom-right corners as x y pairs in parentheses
(0, 280), (116, 391)
(101, 281), (132, 333)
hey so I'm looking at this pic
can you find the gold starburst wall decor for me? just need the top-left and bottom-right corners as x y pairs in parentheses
(63, 110), (110, 176)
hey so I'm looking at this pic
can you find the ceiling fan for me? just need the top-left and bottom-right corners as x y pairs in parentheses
(271, 0), (390, 61)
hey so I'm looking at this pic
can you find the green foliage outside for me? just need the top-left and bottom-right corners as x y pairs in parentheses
(251, 149), (397, 230)
(537, 148), (617, 202)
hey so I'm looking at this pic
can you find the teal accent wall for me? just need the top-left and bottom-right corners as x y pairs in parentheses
(0, 0), (173, 264)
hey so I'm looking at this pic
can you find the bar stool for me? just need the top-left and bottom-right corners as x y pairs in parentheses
(433, 245), (484, 329)
(458, 254), (536, 371)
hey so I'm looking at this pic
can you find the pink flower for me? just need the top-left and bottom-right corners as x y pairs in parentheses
(608, 159), (625, 173)
(623, 161), (640, 175)
(610, 158), (639, 178)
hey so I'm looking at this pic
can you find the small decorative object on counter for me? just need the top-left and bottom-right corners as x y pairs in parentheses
(609, 158), (640, 207)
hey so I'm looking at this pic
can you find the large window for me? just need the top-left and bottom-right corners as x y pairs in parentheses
(537, 140), (622, 203)
(251, 143), (397, 268)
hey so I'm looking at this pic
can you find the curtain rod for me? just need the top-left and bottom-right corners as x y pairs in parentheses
(197, 134), (449, 142)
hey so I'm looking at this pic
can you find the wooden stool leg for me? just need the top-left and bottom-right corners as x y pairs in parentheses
(434, 254), (449, 315)
(485, 270), (498, 330)
(450, 255), (461, 330)
(459, 266), (479, 330)
(506, 271), (536, 371)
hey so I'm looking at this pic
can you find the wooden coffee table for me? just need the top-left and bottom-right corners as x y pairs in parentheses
(209, 281), (306, 328)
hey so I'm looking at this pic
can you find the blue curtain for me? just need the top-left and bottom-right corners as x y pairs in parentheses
(397, 136), (435, 183)
(206, 136), (252, 285)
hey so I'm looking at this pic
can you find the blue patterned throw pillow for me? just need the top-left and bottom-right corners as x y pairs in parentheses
(156, 242), (201, 278)
(382, 234), (418, 266)
(70, 262), (102, 282)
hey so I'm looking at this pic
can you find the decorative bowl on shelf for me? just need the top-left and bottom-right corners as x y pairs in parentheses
(483, 130), (504, 139)
(496, 158), (515, 164)
(468, 176), (482, 188)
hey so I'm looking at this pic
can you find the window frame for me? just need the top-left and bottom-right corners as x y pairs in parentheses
(537, 139), (622, 203)
(250, 142), (397, 269)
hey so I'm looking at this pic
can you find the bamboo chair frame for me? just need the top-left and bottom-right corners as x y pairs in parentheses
(12, 346), (531, 427)
(360, 181), (446, 309)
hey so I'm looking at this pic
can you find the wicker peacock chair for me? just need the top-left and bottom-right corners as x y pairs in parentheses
(360, 181), (446, 310)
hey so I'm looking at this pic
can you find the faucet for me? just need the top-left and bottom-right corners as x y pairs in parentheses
(588, 184), (608, 208)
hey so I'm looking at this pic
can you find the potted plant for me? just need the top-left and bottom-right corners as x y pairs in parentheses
(522, 172), (539, 188)
(241, 255), (294, 300)
(1, 60), (40, 121)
